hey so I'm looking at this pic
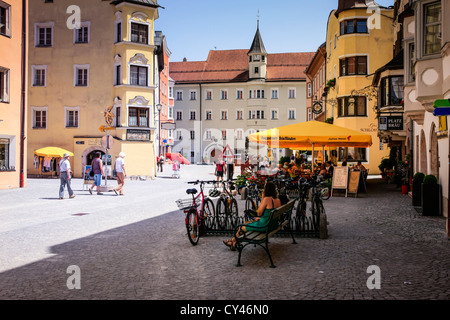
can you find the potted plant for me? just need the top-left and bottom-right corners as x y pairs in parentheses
(421, 174), (440, 216)
(326, 78), (336, 88)
(412, 172), (424, 206)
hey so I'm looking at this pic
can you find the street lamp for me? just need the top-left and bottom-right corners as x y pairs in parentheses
(156, 103), (162, 156)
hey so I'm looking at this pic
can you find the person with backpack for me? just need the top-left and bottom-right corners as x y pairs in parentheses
(88, 152), (105, 195)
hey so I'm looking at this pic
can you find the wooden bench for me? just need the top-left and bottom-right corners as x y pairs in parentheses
(234, 200), (296, 268)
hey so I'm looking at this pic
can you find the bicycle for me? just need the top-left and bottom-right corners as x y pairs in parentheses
(310, 177), (327, 230)
(216, 180), (239, 230)
(244, 181), (261, 221)
(176, 180), (216, 245)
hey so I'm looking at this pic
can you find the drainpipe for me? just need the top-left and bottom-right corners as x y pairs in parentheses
(19, 0), (26, 188)
(199, 83), (202, 164)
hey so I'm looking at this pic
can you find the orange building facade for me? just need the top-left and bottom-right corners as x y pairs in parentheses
(0, 0), (27, 189)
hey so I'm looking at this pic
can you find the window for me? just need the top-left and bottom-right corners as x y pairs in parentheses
(221, 90), (228, 100)
(307, 83), (312, 97)
(249, 89), (265, 99)
(340, 56), (367, 76)
(35, 23), (53, 47)
(254, 67), (259, 74)
(249, 110), (265, 119)
(0, 3), (11, 37)
(190, 130), (195, 140)
(128, 107), (148, 127)
(340, 19), (367, 35)
(221, 110), (228, 120)
(176, 111), (183, 121)
(205, 130), (212, 140)
(271, 109), (278, 120)
(236, 110), (243, 120)
(236, 129), (243, 140)
(0, 138), (10, 169)
(236, 89), (243, 100)
(205, 110), (212, 120)
(0, 67), (9, 102)
(221, 130), (227, 140)
(338, 147), (367, 162)
(65, 107), (79, 128)
(380, 76), (404, 107)
(168, 106), (173, 120)
(115, 64), (122, 85)
(206, 90), (212, 100)
(176, 91), (183, 101)
(288, 109), (296, 120)
(115, 22), (122, 43)
(131, 22), (148, 44)
(74, 23), (89, 43)
(189, 90), (197, 100)
(288, 88), (296, 99)
(130, 65), (147, 86)
(338, 96), (367, 117)
(32, 66), (47, 87)
(175, 130), (182, 141)
(74, 65), (89, 86)
(32, 107), (47, 129)
(189, 110), (196, 120)
(408, 43), (416, 82)
(423, 1), (441, 55)
(271, 89), (278, 99)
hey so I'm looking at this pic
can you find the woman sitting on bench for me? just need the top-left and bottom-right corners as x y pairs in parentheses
(223, 182), (281, 251)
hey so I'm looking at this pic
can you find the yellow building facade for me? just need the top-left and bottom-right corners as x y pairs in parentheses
(0, 0), (27, 189)
(27, 0), (161, 178)
(324, 2), (394, 174)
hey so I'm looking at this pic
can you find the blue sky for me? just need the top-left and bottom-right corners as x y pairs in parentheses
(156, 0), (394, 62)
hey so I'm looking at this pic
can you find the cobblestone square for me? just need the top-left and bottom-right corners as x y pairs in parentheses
(0, 165), (449, 301)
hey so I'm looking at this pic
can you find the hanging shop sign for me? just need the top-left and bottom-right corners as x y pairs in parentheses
(126, 129), (151, 141)
(378, 116), (403, 131)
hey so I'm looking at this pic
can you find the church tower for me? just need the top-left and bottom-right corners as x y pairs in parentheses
(248, 19), (267, 80)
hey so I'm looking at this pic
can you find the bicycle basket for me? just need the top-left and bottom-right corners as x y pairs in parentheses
(175, 198), (199, 210)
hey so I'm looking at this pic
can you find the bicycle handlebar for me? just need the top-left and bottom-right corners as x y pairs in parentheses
(187, 180), (217, 185)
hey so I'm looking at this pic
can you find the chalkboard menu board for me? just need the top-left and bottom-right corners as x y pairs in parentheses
(332, 166), (349, 197)
(348, 171), (361, 196)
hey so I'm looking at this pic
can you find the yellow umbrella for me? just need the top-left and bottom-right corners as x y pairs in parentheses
(249, 120), (372, 171)
(249, 120), (372, 148)
(34, 147), (74, 158)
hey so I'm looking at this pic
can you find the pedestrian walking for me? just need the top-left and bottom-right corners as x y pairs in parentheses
(158, 154), (164, 172)
(215, 157), (226, 186)
(58, 153), (75, 199)
(89, 152), (105, 195)
(113, 152), (126, 195)
(226, 157), (235, 181)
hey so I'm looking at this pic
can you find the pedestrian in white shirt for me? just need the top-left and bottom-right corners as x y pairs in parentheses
(59, 153), (75, 199)
(113, 152), (126, 195)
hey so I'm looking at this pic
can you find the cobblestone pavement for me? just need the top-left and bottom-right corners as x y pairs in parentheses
(0, 165), (449, 301)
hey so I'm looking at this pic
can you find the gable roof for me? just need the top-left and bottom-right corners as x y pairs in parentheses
(170, 50), (315, 84)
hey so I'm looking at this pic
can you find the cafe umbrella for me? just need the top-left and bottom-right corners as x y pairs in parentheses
(248, 120), (372, 170)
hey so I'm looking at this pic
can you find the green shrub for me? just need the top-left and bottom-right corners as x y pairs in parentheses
(413, 172), (425, 182)
(279, 156), (290, 165)
(423, 174), (437, 184)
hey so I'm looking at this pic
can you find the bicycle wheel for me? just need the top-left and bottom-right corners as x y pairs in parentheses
(321, 187), (331, 200)
(295, 199), (307, 231)
(244, 198), (258, 221)
(216, 197), (227, 230)
(202, 198), (215, 230)
(186, 209), (200, 246)
(229, 198), (239, 229)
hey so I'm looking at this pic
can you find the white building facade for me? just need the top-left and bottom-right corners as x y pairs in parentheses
(169, 26), (314, 164)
